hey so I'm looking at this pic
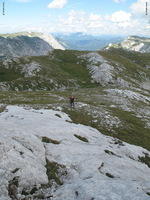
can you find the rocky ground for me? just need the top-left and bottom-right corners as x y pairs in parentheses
(0, 48), (150, 199)
(0, 105), (150, 200)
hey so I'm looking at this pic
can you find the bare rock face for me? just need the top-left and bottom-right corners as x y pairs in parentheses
(106, 36), (150, 53)
(0, 106), (150, 200)
(80, 53), (129, 87)
(0, 32), (65, 59)
(120, 36), (150, 53)
(0, 36), (52, 58)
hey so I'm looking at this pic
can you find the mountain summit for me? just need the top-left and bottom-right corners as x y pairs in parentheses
(106, 36), (150, 53)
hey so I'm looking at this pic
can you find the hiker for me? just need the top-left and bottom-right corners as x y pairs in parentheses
(69, 96), (76, 108)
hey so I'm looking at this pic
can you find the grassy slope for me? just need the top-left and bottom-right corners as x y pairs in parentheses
(0, 49), (149, 90)
(0, 50), (96, 90)
(33, 50), (94, 87)
(102, 48), (150, 67)
(0, 49), (150, 150)
(0, 88), (150, 151)
(100, 49), (150, 83)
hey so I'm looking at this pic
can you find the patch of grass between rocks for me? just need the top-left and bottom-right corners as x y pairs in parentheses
(74, 134), (89, 143)
(42, 137), (60, 144)
(139, 153), (150, 168)
(45, 159), (67, 186)
(105, 173), (114, 178)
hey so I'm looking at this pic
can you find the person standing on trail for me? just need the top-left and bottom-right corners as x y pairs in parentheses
(69, 96), (76, 108)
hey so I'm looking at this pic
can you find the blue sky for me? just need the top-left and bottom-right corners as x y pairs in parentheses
(0, 0), (149, 36)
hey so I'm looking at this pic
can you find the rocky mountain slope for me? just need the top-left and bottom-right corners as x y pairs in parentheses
(0, 105), (150, 200)
(0, 32), (65, 59)
(0, 49), (149, 91)
(106, 36), (150, 53)
(0, 46), (150, 199)
(0, 48), (149, 146)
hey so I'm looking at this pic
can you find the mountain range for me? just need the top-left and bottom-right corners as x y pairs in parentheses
(54, 32), (124, 51)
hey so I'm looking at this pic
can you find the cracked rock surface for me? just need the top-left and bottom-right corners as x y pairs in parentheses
(0, 106), (150, 200)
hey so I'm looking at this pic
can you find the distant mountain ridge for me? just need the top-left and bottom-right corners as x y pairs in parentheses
(0, 32), (65, 58)
(106, 35), (150, 53)
(54, 32), (124, 51)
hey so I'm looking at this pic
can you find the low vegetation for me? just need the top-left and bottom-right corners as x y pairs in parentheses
(105, 173), (114, 178)
(8, 177), (19, 199)
(139, 153), (150, 168)
(0, 49), (149, 153)
(104, 150), (115, 155)
(110, 108), (150, 151)
(100, 49), (150, 82)
(42, 137), (60, 144)
(74, 134), (89, 143)
(45, 159), (67, 186)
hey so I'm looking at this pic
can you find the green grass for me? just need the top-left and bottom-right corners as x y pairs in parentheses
(8, 177), (19, 199)
(42, 137), (60, 144)
(100, 49), (150, 83)
(0, 91), (62, 105)
(52, 50), (92, 85)
(139, 153), (150, 168)
(63, 104), (150, 151)
(45, 159), (67, 186)
(63, 107), (111, 135)
(110, 108), (150, 151)
(104, 150), (115, 155)
(32, 50), (96, 89)
(0, 49), (149, 91)
(0, 88), (149, 151)
(105, 173), (114, 178)
(0, 49), (149, 151)
(105, 48), (150, 68)
(64, 108), (99, 129)
(0, 106), (5, 113)
(0, 50), (98, 91)
(55, 113), (61, 118)
(74, 134), (89, 143)
(0, 68), (23, 82)
(11, 168), (20, 174)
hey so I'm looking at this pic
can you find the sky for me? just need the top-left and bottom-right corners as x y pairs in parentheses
(0, 0), (150, 36)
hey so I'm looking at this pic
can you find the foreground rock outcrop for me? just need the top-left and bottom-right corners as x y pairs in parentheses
(0, 106), (150, 200)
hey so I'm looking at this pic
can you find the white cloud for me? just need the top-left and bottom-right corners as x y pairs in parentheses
(89, 14), (102, 21)
(53, 9), (149, 36)
(110, 11), (131, 23)
(3, 0), (150, 37)
(55, 10), (125, 34)
(48, 0), (68, 8)
(130, 0), (149, 15)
